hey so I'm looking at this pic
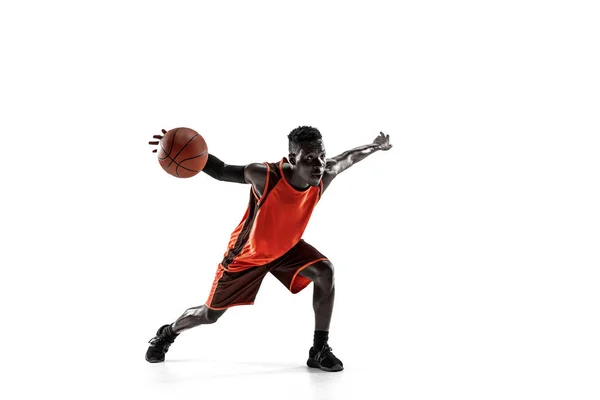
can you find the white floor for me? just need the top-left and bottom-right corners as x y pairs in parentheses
(5, 277), (599, 400)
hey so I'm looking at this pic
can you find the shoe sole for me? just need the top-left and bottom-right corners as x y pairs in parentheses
(145, 355), (165, 363)
(307, 359), (344, 372)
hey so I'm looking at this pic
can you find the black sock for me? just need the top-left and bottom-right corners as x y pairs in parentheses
(313, 330), (329, 349)
(164, 324), (179, 339)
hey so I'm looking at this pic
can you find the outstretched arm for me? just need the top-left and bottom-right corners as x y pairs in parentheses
(322, 132), (392, 191)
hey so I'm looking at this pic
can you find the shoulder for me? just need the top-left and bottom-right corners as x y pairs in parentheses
(243, 163), (268, 184)
(320, 159), (339, 192)
(280, 160), (292, 173)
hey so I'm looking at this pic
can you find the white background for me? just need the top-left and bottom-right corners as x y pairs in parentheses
(1, 1), (599, 399)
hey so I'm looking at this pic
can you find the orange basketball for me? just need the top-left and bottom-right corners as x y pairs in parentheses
(156, 127), (208, 178)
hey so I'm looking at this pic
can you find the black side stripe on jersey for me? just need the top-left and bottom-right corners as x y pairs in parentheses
(220, 191), (259, 270)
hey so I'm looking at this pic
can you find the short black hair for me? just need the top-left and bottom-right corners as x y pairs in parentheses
(288, 126), (322, 154)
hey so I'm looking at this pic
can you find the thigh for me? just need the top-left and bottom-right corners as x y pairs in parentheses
(269, 240), (329, 294)
(206, 265), (270, 310)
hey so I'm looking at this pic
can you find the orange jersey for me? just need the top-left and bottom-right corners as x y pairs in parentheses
(220, 158), (323, 272)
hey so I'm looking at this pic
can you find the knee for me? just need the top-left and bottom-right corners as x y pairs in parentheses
(313, 260), (335, 288)
(205, 307), (226, 324)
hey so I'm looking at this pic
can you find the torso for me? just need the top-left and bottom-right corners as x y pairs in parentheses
(220, 158), (324, 272)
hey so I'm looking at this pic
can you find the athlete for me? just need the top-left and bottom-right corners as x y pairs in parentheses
(146, 126), (392, 372)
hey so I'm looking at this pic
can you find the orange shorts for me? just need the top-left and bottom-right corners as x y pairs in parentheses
(205, 239), (328, 310)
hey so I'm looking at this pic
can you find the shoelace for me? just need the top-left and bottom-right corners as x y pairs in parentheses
(148, 337), (161, 345)
(149, 335), (170, 345)
(316, 345), (338, 363)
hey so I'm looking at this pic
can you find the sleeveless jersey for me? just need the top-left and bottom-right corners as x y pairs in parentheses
(220, 157), (324, 272)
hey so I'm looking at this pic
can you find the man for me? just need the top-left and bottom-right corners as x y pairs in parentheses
(147, 126), (392, 371)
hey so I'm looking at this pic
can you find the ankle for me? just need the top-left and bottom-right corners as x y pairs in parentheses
(313, 330), (329, 349)
(164, 324), (179, 338)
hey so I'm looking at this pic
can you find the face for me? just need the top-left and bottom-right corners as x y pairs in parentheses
(291, 140), (327, 186)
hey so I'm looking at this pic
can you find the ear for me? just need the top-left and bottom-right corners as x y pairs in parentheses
(288, 153), (297, 165)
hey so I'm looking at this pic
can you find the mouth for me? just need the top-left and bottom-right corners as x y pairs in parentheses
(311, 173), (323, 179)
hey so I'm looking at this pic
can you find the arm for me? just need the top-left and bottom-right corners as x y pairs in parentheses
(202, 153), (247, 183)
(203, 155), (269, 197)
(326, 143), (381, 174)
(322, 132), (392, 190)
(203, 155), (269, 195)
(148, 129), (267, 189)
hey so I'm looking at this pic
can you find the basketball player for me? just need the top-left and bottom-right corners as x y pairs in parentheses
(146, 126), (392, 371)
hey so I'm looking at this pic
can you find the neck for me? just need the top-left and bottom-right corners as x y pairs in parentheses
(287, 165), (310, 190)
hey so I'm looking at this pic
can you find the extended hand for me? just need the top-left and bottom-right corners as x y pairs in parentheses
(373, 132), (392, 151)
(148, 129), (167, 153)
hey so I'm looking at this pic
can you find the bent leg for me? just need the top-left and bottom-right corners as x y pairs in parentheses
(299, 260), (343, 371)
(299, 260), (335, 331)
(268, 241), (342, 371)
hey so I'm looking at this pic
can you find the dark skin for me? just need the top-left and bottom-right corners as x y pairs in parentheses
(149, 130), (392, 333)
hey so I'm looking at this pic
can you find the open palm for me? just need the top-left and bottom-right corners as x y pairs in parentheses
(373, 132), (392, 150)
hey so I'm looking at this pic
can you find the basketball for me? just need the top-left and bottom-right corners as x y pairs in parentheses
(156, 127), (208, 178)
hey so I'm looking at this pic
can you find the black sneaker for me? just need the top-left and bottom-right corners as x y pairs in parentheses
(307, 344), (344, 372)
(145, 324), (177, 363)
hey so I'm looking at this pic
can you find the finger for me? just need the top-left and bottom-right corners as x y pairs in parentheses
(149, 141), (159, 145)
(153, 135), (163, 139)
(386, 134), (390, 141)
(152, 149), (157, 153)
(161, 129), (167, 134)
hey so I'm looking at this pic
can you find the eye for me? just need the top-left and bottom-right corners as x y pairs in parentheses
(306, 155), (314, 161)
